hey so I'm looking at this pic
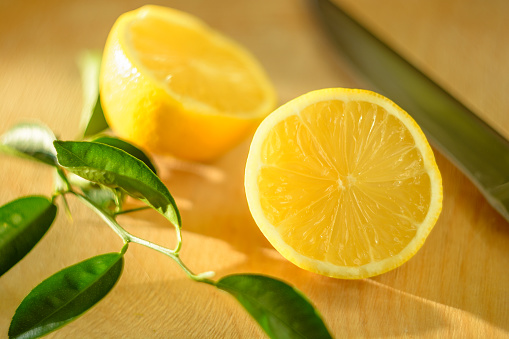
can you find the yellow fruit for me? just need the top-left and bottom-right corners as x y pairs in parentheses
(100, 5), (277, 161)
(245, 88), (442, 279)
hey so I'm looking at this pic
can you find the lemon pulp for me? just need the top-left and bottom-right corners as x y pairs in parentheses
(245, 88), (442, 278)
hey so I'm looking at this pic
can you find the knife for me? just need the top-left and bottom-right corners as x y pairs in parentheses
(313, 0), (509, 223)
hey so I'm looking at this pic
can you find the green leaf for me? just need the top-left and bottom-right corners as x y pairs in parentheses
(0, 196), (57, 277)
(8, 252), (124, 339)
(77, 50), (109, 138)
(216, 274), (333, 339)
(0, 123), (57, 166)
(53, 141), (181, 228)
(93, 136), (157, 174)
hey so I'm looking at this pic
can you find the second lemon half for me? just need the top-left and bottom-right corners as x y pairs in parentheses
(100, 5), (277, 161)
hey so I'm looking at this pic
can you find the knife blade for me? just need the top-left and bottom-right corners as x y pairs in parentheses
(313, 0), (509, 223)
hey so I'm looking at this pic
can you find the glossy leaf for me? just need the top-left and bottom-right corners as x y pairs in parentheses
(93, 136), (157, 174)
(0, 123), (57, 166)
(0, 196), (57, 276)
(8, 252), (124, 339)
(216, 274), (332, 339)
(78, 50), (109, 138)
(54, 141), (181, 227)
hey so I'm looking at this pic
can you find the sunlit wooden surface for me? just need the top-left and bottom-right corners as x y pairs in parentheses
(1, 0), (508, 338)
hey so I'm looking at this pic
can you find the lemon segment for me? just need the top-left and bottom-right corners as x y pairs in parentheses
(245, 88), (442, 279)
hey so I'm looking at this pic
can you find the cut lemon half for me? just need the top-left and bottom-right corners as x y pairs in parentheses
(245, 88), (442, 279)
(100, 5), (277, 161)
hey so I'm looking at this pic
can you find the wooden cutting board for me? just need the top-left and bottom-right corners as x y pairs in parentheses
(1, 0), (508, 338)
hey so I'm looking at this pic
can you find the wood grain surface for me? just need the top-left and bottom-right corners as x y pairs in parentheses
(1, 0), (508, 338)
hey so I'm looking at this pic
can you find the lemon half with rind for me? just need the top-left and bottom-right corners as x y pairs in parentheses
(100, 5), (277, 161)
(245, 88), (442, 279)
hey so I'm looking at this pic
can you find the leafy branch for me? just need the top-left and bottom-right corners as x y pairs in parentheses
(0, 51), (333, 339)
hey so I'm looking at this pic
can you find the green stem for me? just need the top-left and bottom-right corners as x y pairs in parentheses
(174, 227), (183, 253)
(72, 191), (130, 243)
(124, 232), (213, 281)
(53, 168), (74, 219)
(60, 194), (74, 221)
(172, 254), (215, 283)
(128, 232), (177, 256)
(71, 191), (213, 280)
(114, 206), (151, 216)
(55, 167), (73, 193)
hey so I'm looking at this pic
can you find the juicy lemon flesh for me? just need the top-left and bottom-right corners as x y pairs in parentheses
(127, 11), (267, 115)
(257, 99), (432, 268)
(101, 6), (277, 161)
